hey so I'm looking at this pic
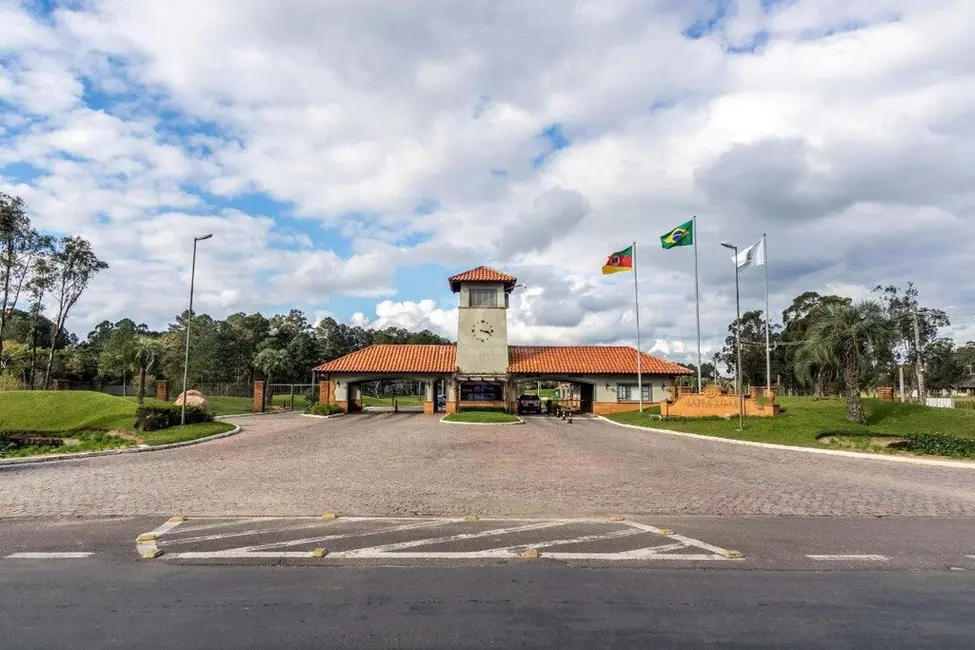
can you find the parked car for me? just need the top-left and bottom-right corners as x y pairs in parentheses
(517, 394), (542, 414)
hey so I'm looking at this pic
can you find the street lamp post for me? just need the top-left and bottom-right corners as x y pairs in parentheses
(721, 241), (745, 432)
(181, 233), (213, 426)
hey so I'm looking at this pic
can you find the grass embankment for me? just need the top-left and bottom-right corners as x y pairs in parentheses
(608, 396), (975, 457)
(0, 391), (234, 457)
(443, 410), (521, 424)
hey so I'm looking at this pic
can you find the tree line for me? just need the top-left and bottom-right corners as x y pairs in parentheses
(0, 192), (451, 401)
(0, 306), (451, 401)
(678, 282), (974, 424)
(0, 193), (108, 390)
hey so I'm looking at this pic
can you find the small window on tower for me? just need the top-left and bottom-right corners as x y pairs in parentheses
(469, 288), (498, 308)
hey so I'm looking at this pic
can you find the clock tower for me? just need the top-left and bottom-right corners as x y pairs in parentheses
(448, 266), (516, 377)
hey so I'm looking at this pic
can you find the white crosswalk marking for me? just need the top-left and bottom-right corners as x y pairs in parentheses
(235, 519), (456, 552)
(806, 554), (889, 561)
(142, 516), (744, 562)
(6, 552), (94, 559)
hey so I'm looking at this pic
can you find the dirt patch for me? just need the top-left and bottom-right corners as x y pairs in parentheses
(106, 429), (143, 443)
(820, 435), (906, 452)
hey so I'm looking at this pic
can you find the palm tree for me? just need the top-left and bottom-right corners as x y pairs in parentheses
(796, 300), (897, 424)
(253, 347), (291, 405)
(133, 337), (164, 405)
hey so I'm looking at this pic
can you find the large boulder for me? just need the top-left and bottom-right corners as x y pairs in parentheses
(174, 390), (210, 412)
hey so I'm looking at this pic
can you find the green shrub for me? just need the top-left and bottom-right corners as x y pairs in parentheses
(307, 403), (342, 416)
(0, 373), (23, 391)
(899, 432), (975, 459)
(135, 404), (213, 431)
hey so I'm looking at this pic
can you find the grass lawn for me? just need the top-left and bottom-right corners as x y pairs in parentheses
(443, 410), (521, 424)
(361, 394), (426, 407)
(136, 421), (236, 445)
(0, 391), (237, 457)
(0, 391), (136, 432)
(607, 397), (975, 451)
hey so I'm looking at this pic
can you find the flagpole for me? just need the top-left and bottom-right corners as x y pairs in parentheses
(763, 233), (771, 396)
(693, 215), (702, 392)
(633, 240), (643, 413)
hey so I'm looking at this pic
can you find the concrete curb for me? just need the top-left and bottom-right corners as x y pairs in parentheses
(439, 414), (526, 426)
(596, 416), (975, 469)
(0, 425), (241, 467)
(300, 413), (345, 420)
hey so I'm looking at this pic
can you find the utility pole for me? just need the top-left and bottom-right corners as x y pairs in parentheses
(911, 306), (925, 403)
(899, 364), (905, 403)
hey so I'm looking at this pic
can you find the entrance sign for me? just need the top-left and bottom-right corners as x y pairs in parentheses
(460, 382), (504, 402)
(661, 384), (778, 418)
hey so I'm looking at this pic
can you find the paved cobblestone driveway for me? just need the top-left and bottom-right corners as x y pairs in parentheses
(2, 413), (974, 517)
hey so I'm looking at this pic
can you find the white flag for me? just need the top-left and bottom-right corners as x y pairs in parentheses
(733, 237), (765, 270)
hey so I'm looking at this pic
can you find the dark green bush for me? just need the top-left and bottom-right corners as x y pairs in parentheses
(135, 404), (213, 431)
(899, 432), (975, 459)
(307, 403), (342, 416)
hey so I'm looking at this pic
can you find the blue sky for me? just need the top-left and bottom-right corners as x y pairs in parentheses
(1, 0), (973, 354)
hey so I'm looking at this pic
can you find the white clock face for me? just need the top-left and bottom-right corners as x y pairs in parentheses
(471, 319), (495, 342)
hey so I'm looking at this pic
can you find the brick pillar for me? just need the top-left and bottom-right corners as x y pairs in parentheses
(156, 380), (170, 402)
(319, 380), (334, 405)
(253, 381), (266, 412)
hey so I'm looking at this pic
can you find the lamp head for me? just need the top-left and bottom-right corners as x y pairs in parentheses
(720, 241), (736, 250)
(196, 233), (213, 241)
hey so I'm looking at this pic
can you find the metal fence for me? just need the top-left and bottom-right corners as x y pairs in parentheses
(34, 380), (254, 399)
(266, 383), (317, 411)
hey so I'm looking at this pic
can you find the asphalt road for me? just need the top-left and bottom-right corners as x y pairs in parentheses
(2, 516), (975, 648)
(3, 516), (975, 570)
(2, 561), (974, 649)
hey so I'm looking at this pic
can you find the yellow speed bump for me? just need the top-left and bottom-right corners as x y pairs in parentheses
(141, 549), (164, 560)
(607, 516), (625, 522)
(321, 512), (340, 520)
(310, 548), (329, 558)
(720, 550), (743, 559)
(136, 533), (158, 542)
(520, 548), (541, 559)
(658, 529), (674, 536)
(463, 514), (479, 522)
(168, 516), (186, 523)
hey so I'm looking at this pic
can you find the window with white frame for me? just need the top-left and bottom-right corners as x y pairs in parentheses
(469, 288), (498, 308)
(617, 384), (652, 402)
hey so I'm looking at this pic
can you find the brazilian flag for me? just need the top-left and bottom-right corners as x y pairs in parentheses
(660, 219), (694, 249)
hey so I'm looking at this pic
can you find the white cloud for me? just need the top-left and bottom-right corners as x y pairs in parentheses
(0, 0), (972, 360)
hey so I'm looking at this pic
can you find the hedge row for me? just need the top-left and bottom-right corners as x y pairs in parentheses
(135, 404), (213, 431)
(899, 432), (975, 459)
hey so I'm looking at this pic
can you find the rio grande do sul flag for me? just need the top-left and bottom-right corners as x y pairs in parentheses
(660, 219), (694, 249)
(601, 245), (633, 274)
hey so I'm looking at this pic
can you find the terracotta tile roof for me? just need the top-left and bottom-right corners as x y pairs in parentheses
(448, 266), (518, 292)
(507, 346), (693, 375)
(315, 343), (692, 376)
(314, 344), (456, 373)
